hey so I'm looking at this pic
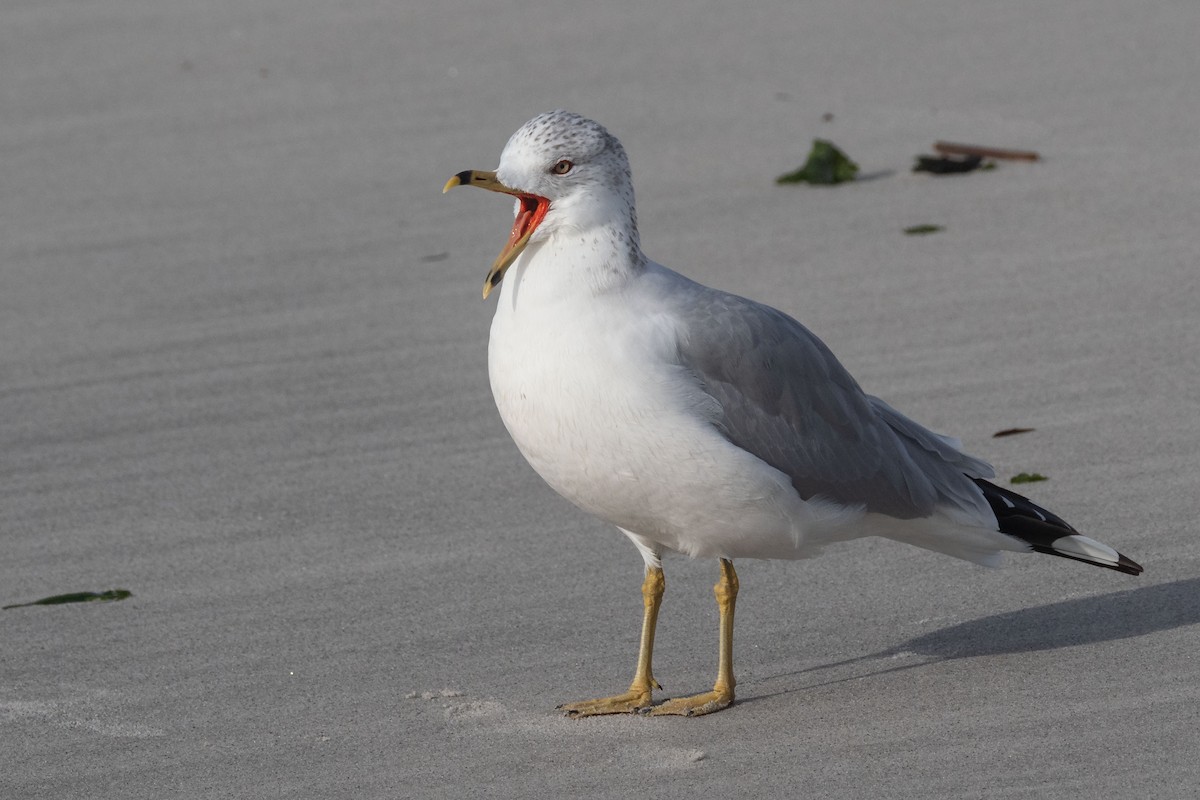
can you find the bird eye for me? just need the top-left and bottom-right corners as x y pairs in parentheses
(552, 160), (573, 175)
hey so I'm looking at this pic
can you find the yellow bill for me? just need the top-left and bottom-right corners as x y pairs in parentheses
(443, 170), (551, 298)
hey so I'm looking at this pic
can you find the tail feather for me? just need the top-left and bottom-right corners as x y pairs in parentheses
(974, 478), (1143, 576)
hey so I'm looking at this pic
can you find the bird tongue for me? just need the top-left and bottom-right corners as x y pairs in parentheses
(507, 194), (547, 248)
(483, 192), (550, 298)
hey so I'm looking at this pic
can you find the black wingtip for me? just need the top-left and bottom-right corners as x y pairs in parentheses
(1116, 553), (1144, 576)
(1022, 543), (1144, 576)
(973, 478), (1144, 576)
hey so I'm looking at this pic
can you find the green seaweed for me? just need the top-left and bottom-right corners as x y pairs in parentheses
(903, 224), (944, 236)
(1010, 472), (1048, 484)
(776, 140), (859, 185)
(3, 589), (132, 610)
(913, 155), (989, 175)
(993, 427), (1036, 438)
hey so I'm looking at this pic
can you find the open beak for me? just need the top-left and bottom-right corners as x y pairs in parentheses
(443, 170), (551, 299)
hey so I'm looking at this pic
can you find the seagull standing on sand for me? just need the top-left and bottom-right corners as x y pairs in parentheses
(444, 110), (1142, 717)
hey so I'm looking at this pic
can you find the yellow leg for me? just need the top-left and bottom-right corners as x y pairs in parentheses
(559, 567), (665, 717)
(650, 559), (738, 717)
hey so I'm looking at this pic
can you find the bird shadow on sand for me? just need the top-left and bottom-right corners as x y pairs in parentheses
(743, 577), (1200, 705)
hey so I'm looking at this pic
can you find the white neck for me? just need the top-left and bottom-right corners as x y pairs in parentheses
(498, 224), (647, 311)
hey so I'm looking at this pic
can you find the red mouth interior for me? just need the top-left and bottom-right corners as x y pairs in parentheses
(506, 194), (550, 249)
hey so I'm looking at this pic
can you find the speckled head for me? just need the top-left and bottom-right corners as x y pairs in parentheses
(497, 111), (630, 194)
(445, 110), (642, 298)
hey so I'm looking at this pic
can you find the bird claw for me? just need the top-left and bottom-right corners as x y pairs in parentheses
(558, 688), (655, 717)
(646, 689), (733, 717)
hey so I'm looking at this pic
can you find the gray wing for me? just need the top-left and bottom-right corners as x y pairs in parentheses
(667, 279), (994, 521)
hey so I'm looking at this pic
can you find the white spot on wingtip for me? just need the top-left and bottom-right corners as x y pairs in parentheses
(1052, 534), (1119, 565)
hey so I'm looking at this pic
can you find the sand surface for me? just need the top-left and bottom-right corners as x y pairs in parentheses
(3, 1), (1199, 797)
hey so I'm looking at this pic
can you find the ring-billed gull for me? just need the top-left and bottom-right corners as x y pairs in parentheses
(444, 110), (1142, 717)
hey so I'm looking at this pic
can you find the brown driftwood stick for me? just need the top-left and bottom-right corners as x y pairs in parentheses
(934, 141), (1041, 161)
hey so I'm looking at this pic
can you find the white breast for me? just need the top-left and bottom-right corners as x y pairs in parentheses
(486, 255), (835, 560)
